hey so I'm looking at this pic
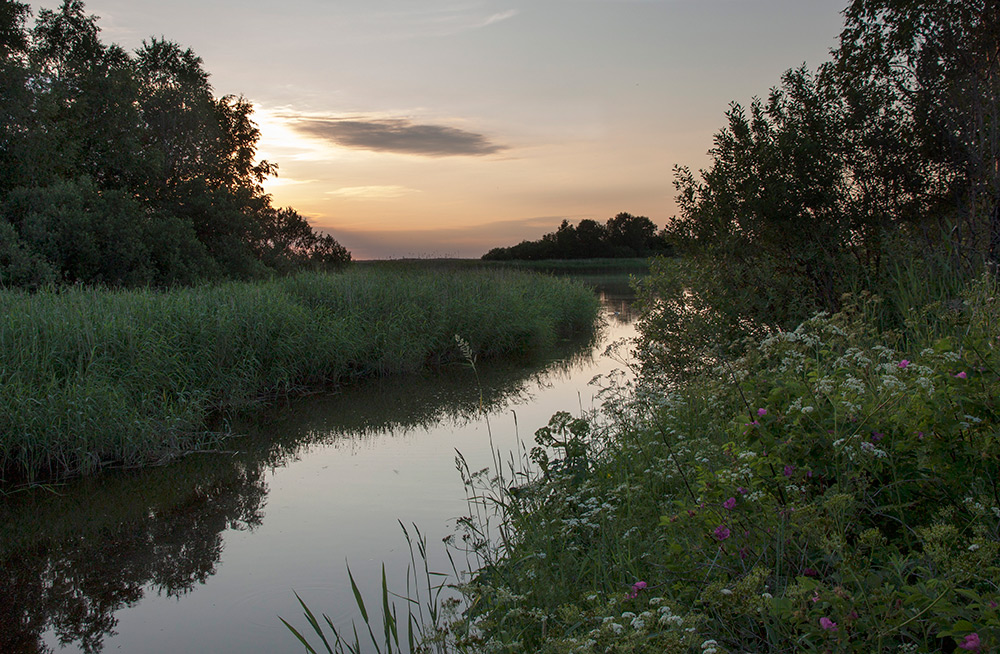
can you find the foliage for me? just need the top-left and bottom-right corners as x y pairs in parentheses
(483, 213), (672, 261)
(0, 0), (349, 288)
(835, 0), (1000, 266)
(647, 0), (1000, 366)
(0, 268), (598, 483)
(443, 266), (1000, 654)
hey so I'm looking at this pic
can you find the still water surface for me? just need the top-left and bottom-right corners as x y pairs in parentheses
(1, 277), (637, 653)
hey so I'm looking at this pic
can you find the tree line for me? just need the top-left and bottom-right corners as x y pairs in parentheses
(637, 0), (1000, 375)
(0, 0), (350, 289)
(482, 212), (671, 261)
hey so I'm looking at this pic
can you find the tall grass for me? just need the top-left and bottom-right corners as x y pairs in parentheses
(0, 268), (599, 483)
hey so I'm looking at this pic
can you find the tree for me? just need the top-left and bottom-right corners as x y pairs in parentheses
(836, 0), (1000, 265)
(0, 0), (30, 59)
(0, 0), (350, 287)
(606, 212), (659, 256)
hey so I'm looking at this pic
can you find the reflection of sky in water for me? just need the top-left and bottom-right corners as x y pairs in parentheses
(24, 284), (637, 654)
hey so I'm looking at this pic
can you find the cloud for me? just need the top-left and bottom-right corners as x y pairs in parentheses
(290, 117), (507, 157)
(262, 177), (317, 188)
(325, 185), (420, 199)
(363, 4), (519, 39)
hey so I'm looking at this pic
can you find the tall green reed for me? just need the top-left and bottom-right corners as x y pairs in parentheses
(0, 268), (599, 483)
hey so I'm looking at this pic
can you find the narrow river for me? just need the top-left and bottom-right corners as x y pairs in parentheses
(0, 275), (638, 654)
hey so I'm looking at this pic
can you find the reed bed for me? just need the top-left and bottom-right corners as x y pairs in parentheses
(0, 268), (599, 483)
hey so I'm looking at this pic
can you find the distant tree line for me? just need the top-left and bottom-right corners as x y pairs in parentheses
(0, 0), (350, 289)
(482, 212), (671, 261)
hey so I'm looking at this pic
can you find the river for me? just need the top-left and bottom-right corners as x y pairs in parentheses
(0, 274), (638, 654)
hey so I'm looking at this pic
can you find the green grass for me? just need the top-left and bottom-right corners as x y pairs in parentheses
(0, 268), (599, 483)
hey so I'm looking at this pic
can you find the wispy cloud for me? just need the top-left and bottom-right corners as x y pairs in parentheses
(325, 185), (420, 199)
(289, 116), (508, 157)
(262, 176), (317, 188)
(365, 3), (519, 39)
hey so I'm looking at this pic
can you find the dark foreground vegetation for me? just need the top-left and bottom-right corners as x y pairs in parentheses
(0, 0), (349, 289)
(289, 1), (1000, 652)
(0, 268), (598, 483)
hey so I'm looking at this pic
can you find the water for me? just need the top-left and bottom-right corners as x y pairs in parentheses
(0, 276), (638, 654)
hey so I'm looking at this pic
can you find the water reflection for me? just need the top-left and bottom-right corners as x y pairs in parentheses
(0, 455), (267, 653)
(0, 275), (636, 654)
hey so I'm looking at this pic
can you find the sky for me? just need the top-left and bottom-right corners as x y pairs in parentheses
(35, 0), (848, 259)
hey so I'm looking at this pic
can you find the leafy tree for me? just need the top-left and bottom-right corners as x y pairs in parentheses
(606, 212), (660, 256)
(0, 0), (350, 288)
(482, 213), (666, 260)
(835, 0), (1000, 265)
(0, 0), (29, 58)
(638, 0), (1000, 378)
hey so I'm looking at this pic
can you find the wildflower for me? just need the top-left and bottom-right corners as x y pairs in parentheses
(819, 617), (838, 631)
(958, 633), (981, 651)
(783, 465), (795, 477)
(803, 567), (818, 577)
(737, 486), (748, 495)
(871, 432), (884, 442)
(757, 408), (768, 417)
(723, 497), (736, 510)
(955, 371), (968, 379)
(626, 581), (647, 599)
(898, 359), (910, 368)
(713, 525), (731, 541)
(810, 591), (820, 603)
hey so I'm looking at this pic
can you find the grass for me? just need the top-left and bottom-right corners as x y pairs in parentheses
(0, 267), (599, 483)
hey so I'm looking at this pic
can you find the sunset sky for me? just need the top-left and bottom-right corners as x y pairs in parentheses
(41, 0), (846, 259)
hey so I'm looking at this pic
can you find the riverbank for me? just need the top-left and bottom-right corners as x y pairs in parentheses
(440, 268), (1000, 652)
(0, 267), (599, 483)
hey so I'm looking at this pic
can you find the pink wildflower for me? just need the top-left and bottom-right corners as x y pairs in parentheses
(757, 408), (768, 417)
(955, 371), (968, 379)
(625, 580), (647, 599)
(898, 359), (910, 368)
(783, 465), (795, 477)
(723, 497), (736, 510)
(958, 632), (981, 651)
(737, 486), (748, 495)
(819, 617), (838, 632)
(713, 525), (731, 541)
